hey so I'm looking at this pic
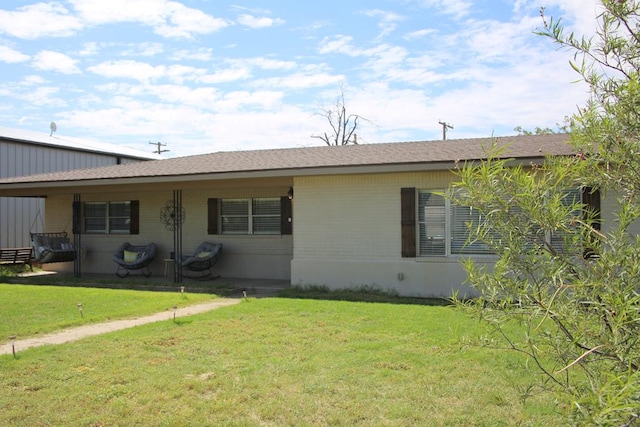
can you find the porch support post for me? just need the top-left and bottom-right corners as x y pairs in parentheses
(72, 193), (82, 278)
(173, 190), (183, 283)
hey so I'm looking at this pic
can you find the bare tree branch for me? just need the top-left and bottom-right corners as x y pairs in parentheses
(312, 86), (370, 146)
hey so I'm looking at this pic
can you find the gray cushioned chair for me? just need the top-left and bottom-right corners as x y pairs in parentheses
(112, 242), (157, 278)
(180, 242), (223, 279)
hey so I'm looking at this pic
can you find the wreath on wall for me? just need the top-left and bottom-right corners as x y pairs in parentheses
(159, 200), (186, 231)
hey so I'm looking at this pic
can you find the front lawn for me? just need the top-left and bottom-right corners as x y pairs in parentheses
(0, 290), (563, 426)
(0, 284), (216, 343)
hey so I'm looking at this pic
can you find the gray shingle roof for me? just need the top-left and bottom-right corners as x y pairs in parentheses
(0, 134), (574, 185)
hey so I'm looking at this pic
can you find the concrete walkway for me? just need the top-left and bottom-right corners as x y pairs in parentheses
(1, 298), (240, 356)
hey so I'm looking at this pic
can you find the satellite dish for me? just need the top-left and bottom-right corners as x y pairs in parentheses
(49, 122), (57, 136)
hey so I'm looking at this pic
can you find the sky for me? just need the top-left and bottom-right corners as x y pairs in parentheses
(0, 0), (601, 157)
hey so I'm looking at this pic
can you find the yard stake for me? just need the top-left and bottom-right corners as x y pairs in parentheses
(9, 335), (16, 358)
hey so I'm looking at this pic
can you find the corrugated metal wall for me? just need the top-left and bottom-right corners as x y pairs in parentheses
(0, 139), (147, 248)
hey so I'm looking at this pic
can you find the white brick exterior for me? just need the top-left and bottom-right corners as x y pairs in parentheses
(33, 167), (636, 298)
(290, 171), (481, 297)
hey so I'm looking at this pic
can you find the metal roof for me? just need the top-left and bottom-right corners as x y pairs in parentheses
(0, 126), (162, 161)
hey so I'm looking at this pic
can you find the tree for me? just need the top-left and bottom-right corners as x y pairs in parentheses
(450, 2), (640, 425)
(312, 87), (369, 146)
(513, 125), (559, 135)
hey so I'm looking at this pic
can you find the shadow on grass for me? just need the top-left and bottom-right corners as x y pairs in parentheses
(277, 285), (451, 306)
(1, 267), (235, 295)
(2, 266), (451, 306)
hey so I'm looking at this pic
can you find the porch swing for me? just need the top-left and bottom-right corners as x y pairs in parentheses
(29, 211), (75, 264)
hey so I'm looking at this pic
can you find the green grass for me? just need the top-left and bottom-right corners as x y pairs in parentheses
(0, 288), (564, 426)
(280, 284), (451, 305)
(0, 284), (217, 343)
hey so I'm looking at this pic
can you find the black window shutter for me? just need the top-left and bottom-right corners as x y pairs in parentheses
(129, 200), (140, 235)
(280, 196), (292, 235)
(582, 187), (601, 230)
(582, 187), (601, 258)
(401, 187), (416, 257)
(207, 198), (219, 234)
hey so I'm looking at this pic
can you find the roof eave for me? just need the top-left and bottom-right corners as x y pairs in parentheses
(0, 156), (550, 196)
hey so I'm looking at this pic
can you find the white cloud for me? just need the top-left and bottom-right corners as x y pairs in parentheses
(57, 100), (322, 154)
(156, 2), (230, 38)
(362, 9), (405, 38)
(0, 0), (230, 40)
(0, 45), (30, 63)
(164, 64), (206, 84)
(69, 0), (229, 38)
(170, 48), (214, 62)
(88, 60), (205, 83)
(0, 3), (83, 39)
(78, 42), (99, 56)
(256, 72), (345, 90)
(91, 82), (284, 114)
(237, 14), (285, 29)
(32, 51), (81, 74)
(120, 42), (164, 57)
(0, 84), (68, 108)
(24, 86), (67, 107)
(212, 90), (284, 112)
(405, 0), (474, 20)
(88, 60), (161, 81)
(199, 67), (253, 84)
(318, 35), (356, 55)
(231, 57), (297, 71)
(403, 29), (436, 41)
(22, 75), (47, 85)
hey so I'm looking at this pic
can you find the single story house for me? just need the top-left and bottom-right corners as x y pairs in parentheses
(0, 133), (608, 297)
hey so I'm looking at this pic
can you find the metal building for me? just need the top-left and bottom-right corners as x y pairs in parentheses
(0, 126), (160, 248)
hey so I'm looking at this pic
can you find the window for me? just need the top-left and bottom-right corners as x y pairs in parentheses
(450, 204), (494, 255)
(404, 187), (600, 258)
(84, 202), (107, 233)
(220, 199), (249, 234)
(417, 190), (493, 256)
(252, 198), (281, 234)
(219, 198), (281, 235)
(418, 191), (445, 256)
(549, 188), (582, 253)
(83, 201), (138, 234)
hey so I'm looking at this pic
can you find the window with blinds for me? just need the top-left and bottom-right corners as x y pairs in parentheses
(549, 188), (582, 254)
(84, 202), (107, 233)
(220, 198), (281, 235)
(108, 201), (131, 234)
(451, 204), (494, 255)
(221, 199), (250, 234)
(252, 198), (280, 234)
(83, 201), (132, 234)
(418, 191), (446, 256)
(415, 187), (593, 257)
(418, 190), (493, 256)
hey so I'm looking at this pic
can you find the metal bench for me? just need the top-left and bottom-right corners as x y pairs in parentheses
(0, 247), (33, 270)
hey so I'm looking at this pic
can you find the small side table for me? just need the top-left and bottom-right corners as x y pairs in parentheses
(163, 258), (175, 277)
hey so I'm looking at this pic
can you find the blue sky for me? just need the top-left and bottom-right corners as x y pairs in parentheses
(0, 0), (599, 157)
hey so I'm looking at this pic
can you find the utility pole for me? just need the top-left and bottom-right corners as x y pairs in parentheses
(438, 120), (454, 140)
(149, 141), (169, 155)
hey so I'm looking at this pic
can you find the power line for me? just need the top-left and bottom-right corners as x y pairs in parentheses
(149, 141), (170, 155)
(438, 120), (454, 140)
